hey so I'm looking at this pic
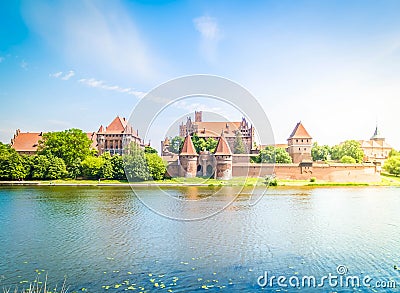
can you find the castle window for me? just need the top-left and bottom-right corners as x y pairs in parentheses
(296, 139), (298, 143)
(299, 148), (301, 151)
(304, 148), (306, 151)
(307, 139), (308, 142)
(301, 139), (303, 142)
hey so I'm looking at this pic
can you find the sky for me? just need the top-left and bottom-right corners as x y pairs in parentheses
(1, 0), (400, 149)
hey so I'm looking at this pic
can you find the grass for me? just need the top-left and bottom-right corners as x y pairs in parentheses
(2, 174), (400, 187)
(2, 277), (68, 293)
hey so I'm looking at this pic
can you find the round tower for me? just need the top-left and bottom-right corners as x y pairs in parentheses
(179, 134), (198, 178)
(214, 133), (233, 180)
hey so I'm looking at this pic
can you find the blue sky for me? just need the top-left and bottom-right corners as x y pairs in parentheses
(1, 0), (400, 149)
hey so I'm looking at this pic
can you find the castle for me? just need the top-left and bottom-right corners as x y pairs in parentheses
(10, 116), (144, 155)
(164, 121), (386, 182)
(169, 111), (254, 154)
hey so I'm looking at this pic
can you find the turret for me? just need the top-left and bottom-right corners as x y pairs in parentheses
(179, 134), (198, 177)
(214, 132), (233, 180)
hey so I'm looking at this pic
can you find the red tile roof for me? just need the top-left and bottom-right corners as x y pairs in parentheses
(195, 121), (242, 138)
(104, 116), (128, 133)
(11, 132), (42, 152)
(11, 131), (98, 153)
(288, 122), (312, 139)
(214, 134), (232, 155)
(180, 135), (198, 156)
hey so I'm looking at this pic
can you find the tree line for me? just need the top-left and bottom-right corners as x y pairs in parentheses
(0, 129), (166, 181)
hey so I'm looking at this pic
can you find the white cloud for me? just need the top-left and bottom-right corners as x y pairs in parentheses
(193, 16), (222, 63)
(22, 1), (159, 83)
(61, 70), (75, 80)
(193, 16), (220, 41)
(49, 70), (75, 80)
(78, 78), (146, 99)
(50, 71), (63, 78)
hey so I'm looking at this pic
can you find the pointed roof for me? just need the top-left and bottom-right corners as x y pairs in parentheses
(370, 125), (384, 140)
(288, 122), (312, 139)
(105, 116), (128, 133)
(180, 134), (198, 156)
(98, 125), (104, 133)
(214, 133), (232, 155)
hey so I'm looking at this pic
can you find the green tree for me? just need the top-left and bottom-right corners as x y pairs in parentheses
(123, 142), (149, 181)
(46, 156), (67, 179)
(145, 153), (166, 180)
(340, 155), (356, 164)
(0, 143), (28, 180)
(205, 137), (218, 153)
(68, 158), (82, 179)
(170, 136), (184, 154)
(311, 142), (331, 161)
(81, 156), (104, 179)
(31, 155), (50, 179)
(99, 152), (113, 179)
(383, 156), (400, 176)
(389, 149), (400, 158)
(331, 140), (364, 163)
(254, 146), (292, 164)
(144, 145), (158, 154)
(111, 154), (125, 180)
(38, 128), (95, 167)
(330, 145), (342, 161)
(233, 131), (246, 154)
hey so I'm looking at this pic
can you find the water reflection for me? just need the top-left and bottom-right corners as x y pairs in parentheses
(0, 186), (399, 292)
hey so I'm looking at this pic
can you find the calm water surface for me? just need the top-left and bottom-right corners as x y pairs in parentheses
(0, 186), (399, 292)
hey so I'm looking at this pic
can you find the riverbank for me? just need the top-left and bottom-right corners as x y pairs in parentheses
(1, 174), (399, 187)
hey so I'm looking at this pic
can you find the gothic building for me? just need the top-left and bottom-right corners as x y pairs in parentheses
(175, 133), (233, 179)
(175, 111), (254, 154)
(96, 116), (142, 155)
(10, 116), (143, 156)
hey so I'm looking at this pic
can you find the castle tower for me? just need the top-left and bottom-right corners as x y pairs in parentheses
(214, 133), (233, 180)
(287, 122), (312, 164)
(195, 111), (202, 122)
(179, 134), (198, 177)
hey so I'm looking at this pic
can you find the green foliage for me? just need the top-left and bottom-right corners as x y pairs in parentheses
(331, 140), (364, 163)
(110, 154), (125, 180)
(233, 131), (246, 154)
(145, 153), (166, 180)
(265, 176), (278, 186)
(340, 155), (356, 164)
(389, 149), (400, 158)
(330, 145), (342, 161)
(38, 128), (95, 167)
(205, 137), (218, 153)
(311, 142), (331, 161)
(0, 143), (28, 180)
(144, 145), (158, 154)
(46, 156), (68, 179)
(6, 152), (68, 180)
(310, 177), (316, 182)
(81, 156), (104, 179)
(123, 142), (149, 181)
(99, 152), (113, 179)
(254, 146), (292, 164)
(170, 136), (184, 154)
(67, 158), (82, 179)
(384, 156), (400, 176)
